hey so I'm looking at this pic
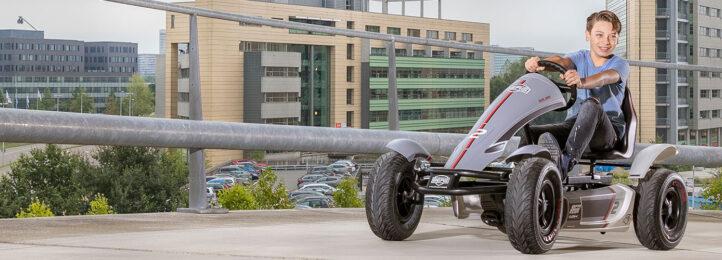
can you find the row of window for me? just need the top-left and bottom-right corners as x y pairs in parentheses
(264, 117), (300, 125)
(0, 76), (130, 83)
(700, 5), (722, 18)
(699, 89), (721, 98)
(370, 48), (477, 59)
(370, 88), (483, 100)
(699, 26), (722, 38)
(700, 71), (722, 78)
(370, 67), (484, 79)
(109, 56), (137, 63)
(0, 86), (129, 95)
(369, 107), (482, 123)
(0, 65), (81, 73)
(85, 46), (136, 54)
(264, 92), (299, 103)
(699, 110), (721, 119)
(0, 43), (80, 52)
(364, 26), (474, 42)
(12, 54), (84, 62)
(265, 67), (299, 77)
(699, 47), (722, 58)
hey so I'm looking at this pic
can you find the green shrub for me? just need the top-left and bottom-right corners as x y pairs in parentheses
(333, 178), (363, 208)
(251, 170), (293, 209)
(87, 194), (114, 215)
(16, 199), (54, 218)
(702, 176), (722, 210)
(218, 185), (257, 210)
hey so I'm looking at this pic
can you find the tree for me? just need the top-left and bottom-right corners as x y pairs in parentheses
(702, 176), (722, 209)
(87, 194), (114, 215)
(123, 74), (154, 116)
(104, 91), (120, 115)
(16, 199), (55, 218)
(38, 88), (55, 111)
(332, 178), (363, 208)
(218, 185), (257, 210)
(251, 170), (294, 209)
(64, 87), (95, 113)
(0, 144), (93, 218)
(490, 57), (567, 125)
(88, 146), (189, 213)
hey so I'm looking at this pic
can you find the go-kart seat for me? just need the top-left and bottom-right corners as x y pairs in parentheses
(581, 87), (637, 160)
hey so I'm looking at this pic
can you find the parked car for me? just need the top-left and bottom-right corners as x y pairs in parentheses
(294, 195), (333, 208)
(297, 174), (327, 188)
(206, 176), (217, 182)
(299, 183), (337, 196)
(307, 166), (333, 175)
(328, 163), (353, 175)
(333, 160), (359, 173)
(235, 162), (262, 178)
(207, 178), (233, 191)
(289, 190), (327, 201)
(313, 176), (344, 188)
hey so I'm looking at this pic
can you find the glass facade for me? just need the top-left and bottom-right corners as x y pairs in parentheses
(291, 44), (331, 127)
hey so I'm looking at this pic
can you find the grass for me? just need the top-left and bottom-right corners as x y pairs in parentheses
(1, 143), (30, 150)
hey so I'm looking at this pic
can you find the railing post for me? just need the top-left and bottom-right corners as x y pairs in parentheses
(387, 38), (399, 131)
(669, 0), (679, 144)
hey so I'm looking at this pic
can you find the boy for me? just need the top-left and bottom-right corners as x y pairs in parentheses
(523, 10), (630, 178)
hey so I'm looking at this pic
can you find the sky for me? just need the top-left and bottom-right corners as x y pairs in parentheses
(1, 0), (606, 54)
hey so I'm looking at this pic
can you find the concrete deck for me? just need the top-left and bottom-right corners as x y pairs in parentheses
(1, 208), (721, 259)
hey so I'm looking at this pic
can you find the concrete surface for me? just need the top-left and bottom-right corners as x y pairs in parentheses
(1, 208), (721, 259)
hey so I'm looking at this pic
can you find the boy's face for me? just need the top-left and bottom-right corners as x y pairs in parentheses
(585, 21), (619, 58)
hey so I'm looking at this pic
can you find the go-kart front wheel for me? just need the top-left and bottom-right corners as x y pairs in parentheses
(365, 151), (424, 241)
(634, 169), (687, 250)
(504, 157), (564, 254)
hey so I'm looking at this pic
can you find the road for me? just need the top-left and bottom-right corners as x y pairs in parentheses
(0, 208), (720, 259)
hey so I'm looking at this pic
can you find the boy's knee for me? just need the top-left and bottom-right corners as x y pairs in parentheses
(580, 98), (602, 110)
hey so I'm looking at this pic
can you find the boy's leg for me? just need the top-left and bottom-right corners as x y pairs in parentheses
(561, 98), (618, 176)
(520, 120), (574, 146)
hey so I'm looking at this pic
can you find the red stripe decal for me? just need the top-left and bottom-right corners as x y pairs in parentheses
(450, 91), (514, 169)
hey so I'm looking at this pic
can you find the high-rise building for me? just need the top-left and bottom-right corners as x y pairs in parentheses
(490, 47), (533, 76)
(608, 0), (722, 146)
(159, 29), (166, 54)
(0, 30), (137, 112)
(137, 54), (157, 78)
(164, 0), (490, 165)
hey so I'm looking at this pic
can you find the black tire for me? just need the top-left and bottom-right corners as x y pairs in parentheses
(504, 157), (564, 254)
(365, 152), (424, 241)
(634, 169), (687, 250)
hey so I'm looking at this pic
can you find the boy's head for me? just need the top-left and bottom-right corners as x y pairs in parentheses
(585, 10), (622, 58)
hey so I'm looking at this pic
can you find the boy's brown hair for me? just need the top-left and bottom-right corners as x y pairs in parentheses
(586, 10), (622, 34)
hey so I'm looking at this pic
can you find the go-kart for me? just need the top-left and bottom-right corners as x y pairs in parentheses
(365, 60), (687, 254)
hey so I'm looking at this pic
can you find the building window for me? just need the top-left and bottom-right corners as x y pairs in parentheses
(346, 66), (354, 82)
(346, 111), (354, 128)
(265, 67), (299, 77)
(461, 33), (473, 42)
(467, 52), (475, 59)
(713, 90), (721, 98)
(180, 68), (190, 78)
(345, 0), (354, 10)
(365, 25), (380, 33)
(387, 27), (401, 35)
(413, 49), (426, 57)
(178, 92), (190, 102)
(171, 15), (175, 29)
(289, 17), (335, 35)
(371, 47), (386, 56)
(444, 31), (457, 41)
(426, 30), (439, 39)
(701, 110), (710, 119)
(346, 21), (354, 29)
(346, 44), (354, 60)
(701, 89), (710, 98)
(346, 89), (354, 105)
(264, 92), (299, 103)
(407, 29), (420, 37)
(713, 110), (720, 118)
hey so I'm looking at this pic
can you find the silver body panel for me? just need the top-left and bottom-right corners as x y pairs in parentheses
(444, 73), (566, 171)
(562, 184), (636, 232)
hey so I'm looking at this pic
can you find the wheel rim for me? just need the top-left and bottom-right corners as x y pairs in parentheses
(660, 182), (683, 233)
(538, 179), (557, 235)
(395, 172), (417, 223)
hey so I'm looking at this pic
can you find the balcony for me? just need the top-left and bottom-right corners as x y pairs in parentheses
(656, 8), (669, 16)
(656, 74), (669, 82)
(656, 96), (669, 104)
(656, 118), (669, 126)
(656, 30), (670, 39)
(656, 52), (669, 61)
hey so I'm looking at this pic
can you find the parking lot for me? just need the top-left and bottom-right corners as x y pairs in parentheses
(1, 208), (721, 259)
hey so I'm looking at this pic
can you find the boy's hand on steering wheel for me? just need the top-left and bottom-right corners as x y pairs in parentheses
(525, 57), (545, 73)
(561, 70), (582, 87)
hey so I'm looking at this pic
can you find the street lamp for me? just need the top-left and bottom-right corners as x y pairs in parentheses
(16, 16), (39, 31)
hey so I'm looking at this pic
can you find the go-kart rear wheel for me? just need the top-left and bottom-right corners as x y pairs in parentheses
(504, 157), (563, 254)
(365, 151), (423, 241)
(634, 169), (687, 250)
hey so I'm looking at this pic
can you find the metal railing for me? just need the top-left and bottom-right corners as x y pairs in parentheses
(656, 8), (669, 16)
(656, 118), (669, 126)
(656, 96), (669, 103)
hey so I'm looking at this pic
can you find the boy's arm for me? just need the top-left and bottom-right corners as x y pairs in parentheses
(542, 56), (576, 71)
(564, 69), (622, 89)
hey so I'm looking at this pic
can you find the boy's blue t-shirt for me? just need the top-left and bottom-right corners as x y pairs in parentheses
(564, 49), (630, 139)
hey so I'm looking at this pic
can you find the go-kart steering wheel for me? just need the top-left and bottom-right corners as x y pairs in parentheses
(537, 60), (577, 111)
